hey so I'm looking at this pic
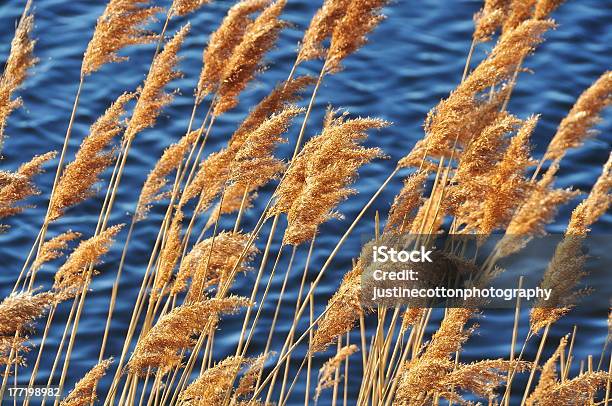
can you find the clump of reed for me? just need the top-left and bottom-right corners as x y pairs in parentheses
(0, 0), (611, 405)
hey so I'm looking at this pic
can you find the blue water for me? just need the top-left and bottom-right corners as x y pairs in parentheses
(0, 0), (610, 404)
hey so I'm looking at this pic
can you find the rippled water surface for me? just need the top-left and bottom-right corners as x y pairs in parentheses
(0, 0), (610, 404)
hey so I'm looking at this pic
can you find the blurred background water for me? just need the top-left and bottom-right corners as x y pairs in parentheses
(0, 0), (610, 404)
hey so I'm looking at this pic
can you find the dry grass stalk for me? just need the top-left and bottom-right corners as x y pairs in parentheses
(474, 0), (510, 43)
(315, 344), (358, 400)
(526, 371), (609, 405)
(197, 0), (271, 101)
(312, 261), (363, 352)
(59, 358), (113, 406)
(179, 355), (245, 405)
(170, 0), (212, 17)
(281, 113), (388, 245)
(229, 105), (304, 188)
(135, 130), (199, 221)
(297, 0), (351, 63)
(0, 14), (37, 148)
(125, 24), (189, 141)
(172, 231), (256, 298)
(385, 171), (428, 235)
(152, 210), (183, 300)
(526, 335), (567, 405)
(53, 224), (123, 292)
(394, 308), (475, 404)
(49, 92), (134, 221)
(31, 230), (81, 272)
(566, 152), (611, 236)
(0, 151), (57, 220)
(81, 0), (161, 76)
(128, 296), (249, 376)
(214, 0), (287, 115)
(544, 71), (612, 162)
(205, 184), (256, 228)
(325, 0), (389, 73)
(0, 291), (56, 367)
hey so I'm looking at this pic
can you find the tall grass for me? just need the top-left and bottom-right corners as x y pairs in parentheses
(0, 0), (610, 405)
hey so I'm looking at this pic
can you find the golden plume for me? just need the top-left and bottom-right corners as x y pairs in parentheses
(534, 0), (565, 20)
(173, 231), (256, 296)
(179, 356), (245, 405)
(385, 171), (428, 235)
(151, 210), (183, 300)
(128, 297), (249, 376)
(214, 0), (287, 115)
(315, 344), (359, 400)
(81, 0), (161, 76)
(0, 14), (37, 148)
(474, 0), (510, 43)
(401, 307), (426, 332)
(526, 336), (567, 405)
(49, 92), (134, 221)
(0, 151), (57, 220)
(229, 105), (304, 188)
(204, 183), (256, 228)
(197, 0), (271, 101)
(181, 148), (233, 213)
(59, 358), (113, 406)
(53, 224), (123, 292)
(479, 116), (537, 235)
(544, 71), (612, 162)
(312, 261), (363, 352)
(566, 152), (611, 235)
(282, 113), (387, 245)
(125, 24), (189, 141)
(297, 0), (351, 63)
(135, 130), (198, 221)
(0, 291), (56, 367)
(503, 0), (537, 32)
(32, 230), (81, 272)
(234, 353), (269, 399)
(325, 0), (389, 73)
(170, 0), (212, 17)
(525, 371), (609, 405)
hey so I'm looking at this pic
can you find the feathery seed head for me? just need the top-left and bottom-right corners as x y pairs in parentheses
(474, 0), (510, 43)
(59, 358), (112, 406)
(32, 231), (81, 272)
(297, 0), (351, 63)
(170, 0), (213, 17)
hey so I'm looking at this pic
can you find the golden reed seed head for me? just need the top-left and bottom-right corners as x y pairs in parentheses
(230, 75), (315, 148)
(181, 149), (232, 212)
(234, 353), (270, 399)
(282, 114), (388, 245)
(179, 356), (246, 405)
(544, 71), (612, 162)
(205, 183), (256, 228)
(526, 371), (609, 406)
(49, 92), (135, 222)
(53, 224), (123, 292)
(526, 335), (567, 405)
(312, 261), (363, 352)
(125, 24), (189, 141)
(0, 151), (57, 220)
(135, 130), (199, 221)
(529, 235), (586, 333)
(170, 0), (212, 17)
(324, 0), (388, 74)
(400, 307), (426, 332)
(297, 0), (351, 64)
(503, 0), (537, 32)
(385, 170), (428, 235)
(128, 297), (250, 376)
(183, 232), (257, 302)
(197, 0), (271, 101)
(473, 0), (510, 43)
(0, 14), (37, 149)
(214, 0), (287, 116)
(32, 230), (81, 272)
(229, 105), (304, 188)
(59, 358), (112, 406)
(478, 116), (537, 235)
(315, 344), (359, 400)
(566, 152), (611, 236)
(151, 210), (183, 301)
(534, 0), (565, 20)
(0, 290), (57, 367)
(81, 0), (161, 76)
